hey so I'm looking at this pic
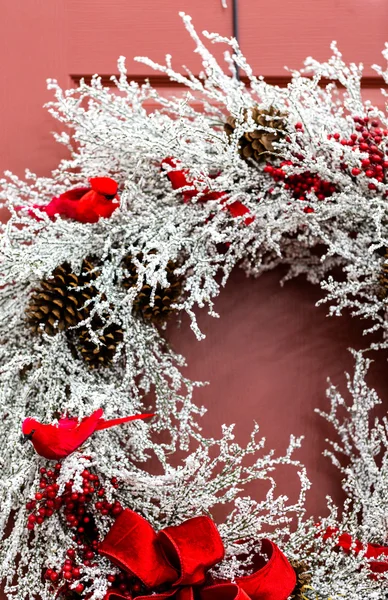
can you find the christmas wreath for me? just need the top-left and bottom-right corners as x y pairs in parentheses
(1, 13), (388, 600)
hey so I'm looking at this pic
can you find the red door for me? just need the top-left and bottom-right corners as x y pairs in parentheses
(1, 0), (387, 519)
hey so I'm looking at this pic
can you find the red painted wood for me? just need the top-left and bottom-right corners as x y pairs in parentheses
(0, 0), (70, 177)
(239, 0), (388, 77)
(67, 0), (231, 76)
(0, 6), (388, 592)
(167, 268), (388, 518)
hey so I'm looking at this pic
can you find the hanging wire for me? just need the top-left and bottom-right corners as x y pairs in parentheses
(221, 0), (240, 80)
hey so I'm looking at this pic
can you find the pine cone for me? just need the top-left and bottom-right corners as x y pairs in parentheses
(78, 320), (124, 369)
(289, 559), (312, 600)
(379, 249), (388, 299)
(26, 260), (97, 336)
(224, 106), (286, 163)
(122, 253), (183, 324)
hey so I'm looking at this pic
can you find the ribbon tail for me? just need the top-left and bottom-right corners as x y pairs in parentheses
(99, 509), (177, 588)
(237, 540), (296, 600)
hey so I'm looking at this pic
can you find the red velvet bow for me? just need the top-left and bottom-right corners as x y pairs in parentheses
(99, 509), (296, 600)
(323, 528), (388, 574)
(162, 158), (254, 225)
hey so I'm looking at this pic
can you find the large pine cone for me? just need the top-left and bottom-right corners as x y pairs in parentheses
(26, 260), (97, 336)
(289, 559), (312, 600)
(78, 320), (124, 369)
(224, 106), (286, 163)
(122, 254), (183, 324)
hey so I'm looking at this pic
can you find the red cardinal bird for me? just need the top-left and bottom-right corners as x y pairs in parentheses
(24, 177), (119, 224)
(21, 408), (154, 460)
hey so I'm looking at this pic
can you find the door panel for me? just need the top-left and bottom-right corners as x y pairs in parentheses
(67, 0), (232, 77)
(240, 0), (388, 78)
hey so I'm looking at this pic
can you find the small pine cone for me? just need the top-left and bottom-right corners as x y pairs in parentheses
(122, 254), (183, 324)
(78, 321), (123, 369)
(26, 260), (97, 336)
(289, 559), (312, 600)
(379, 249), (388, 299)
(224, 106), (286, 163)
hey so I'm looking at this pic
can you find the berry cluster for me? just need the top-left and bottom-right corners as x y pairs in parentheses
(44, 548), (86, 596)
(26, 464), (61, 529)
(264, 162), (337, 213)
(26, 466), (124, 597)
(106, 572), (148, 599)
(329, 116), (388, 191)
(26, 467), (123, 532)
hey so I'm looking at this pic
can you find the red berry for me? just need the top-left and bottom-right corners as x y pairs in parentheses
(107, 575), (115, 583)
(295, 122), (303, 130)
(351, 168), (361, 176)
(63, 571), (72, 580)
(365, 170), (374, 178)
(75, 584), (84, 593)
(67, 549), (76, 558)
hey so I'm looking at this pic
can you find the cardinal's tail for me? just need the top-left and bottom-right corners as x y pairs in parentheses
(95, 413), (154, 431)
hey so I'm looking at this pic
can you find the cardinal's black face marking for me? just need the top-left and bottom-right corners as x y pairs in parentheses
(21, 430), (35, 444)
(104, 194), (116, 201)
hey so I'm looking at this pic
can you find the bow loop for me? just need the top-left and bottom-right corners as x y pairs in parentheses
(101, 511), (296, 600)
(158, 516), (224, 586)
(99, 509), (178, 589)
